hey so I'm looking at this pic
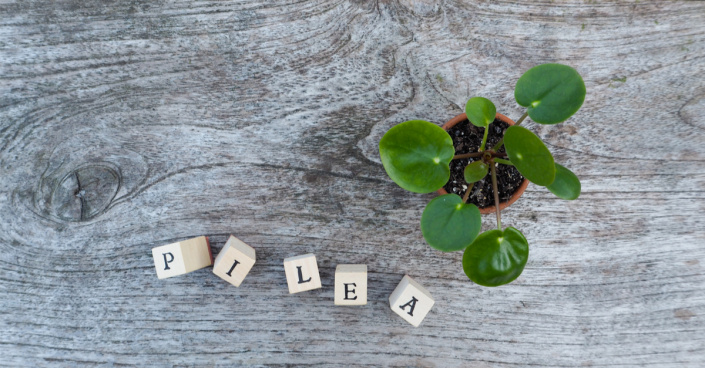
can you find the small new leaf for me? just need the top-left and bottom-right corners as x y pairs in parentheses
(421, 194), (482, 252)
(379, 120), (455, 193)
(514, 63), (586, 125)
(464, 161), (488, 183)
(504, 126), (555, 186)
(465, 97), (496, 128)
(463, 227), (529, 287)
(546, 163), (581, 200)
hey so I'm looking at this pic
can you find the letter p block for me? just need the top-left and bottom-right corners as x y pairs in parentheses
(152, 236), (213, 279)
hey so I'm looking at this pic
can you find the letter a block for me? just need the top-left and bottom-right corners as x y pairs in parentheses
(283, 254), (322, 294)
(212, 235), (256, 287)
(334, 264), (367, 305)
(152, 236), (213, 279)
(388, 275), (435, 327)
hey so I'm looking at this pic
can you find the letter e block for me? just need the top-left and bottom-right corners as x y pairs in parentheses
(212, 235), (256, 287)
(283, 254), (322, 294)
(388, 275), (435, 327)
(152, 236), (213, 279)
(335, 264), (367, 305)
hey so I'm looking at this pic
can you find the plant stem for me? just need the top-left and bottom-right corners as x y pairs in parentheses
(490, 160), (502, 230)
(515, 111), (529, 126)
(479, 125), (489, 152)
(490, 139), (504, 153)
(453, 152), (484, 160)
(462, 183), (474, 203)
(491, 111), (529, 151)
(494, 158), (513, 166)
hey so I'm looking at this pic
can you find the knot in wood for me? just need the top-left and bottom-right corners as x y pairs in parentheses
(50, 164), (121, 222)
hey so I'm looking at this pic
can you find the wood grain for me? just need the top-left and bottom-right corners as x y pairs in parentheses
(1, 0), (704, 366)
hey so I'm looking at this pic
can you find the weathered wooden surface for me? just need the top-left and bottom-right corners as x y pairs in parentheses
(1, 0), (704, 366)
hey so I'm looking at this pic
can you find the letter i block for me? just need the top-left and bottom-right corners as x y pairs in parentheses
(334, 264), (367, 305)
(283, 254), (322, 294)
(212, 235), (256, 287)
(152, 236), (213, 279)
(388, 275), (435, 327)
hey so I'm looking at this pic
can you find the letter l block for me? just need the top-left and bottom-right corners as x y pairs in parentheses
(212, 235), (256, 287)
(283, 254), (322, 294)
(388, 275), (435, 327)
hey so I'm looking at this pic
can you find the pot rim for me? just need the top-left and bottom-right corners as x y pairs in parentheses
(437, 112), (530, 215)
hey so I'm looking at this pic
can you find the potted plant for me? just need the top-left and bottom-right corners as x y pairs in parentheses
(379, 63), (586, 287)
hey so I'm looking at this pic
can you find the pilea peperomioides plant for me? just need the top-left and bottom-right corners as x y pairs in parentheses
(379, 63), (586, 287)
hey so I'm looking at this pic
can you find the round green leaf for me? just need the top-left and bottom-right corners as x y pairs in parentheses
(515, 63), (586, 125)
(465, 97), (496, 128)
(463, 227), (529, 287)
(464, 161), (488, 183)
(379, 120), (454, 193)
(546, 163), (581, 200)
(504, 126), (555, 186)
(421, 194), (481, 252)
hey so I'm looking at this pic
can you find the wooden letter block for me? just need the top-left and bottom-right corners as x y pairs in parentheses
(283, 254), (322, 294)
(212, 235), (256, 287)
(152, 236), (213, 279)
(334, 264), (367, 305)
(388, 275), (435, 327)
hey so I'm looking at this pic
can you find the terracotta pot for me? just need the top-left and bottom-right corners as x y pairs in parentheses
(437, 112), (529, 215)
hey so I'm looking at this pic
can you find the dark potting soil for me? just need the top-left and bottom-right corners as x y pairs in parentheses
(443, 118), (525, 209)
